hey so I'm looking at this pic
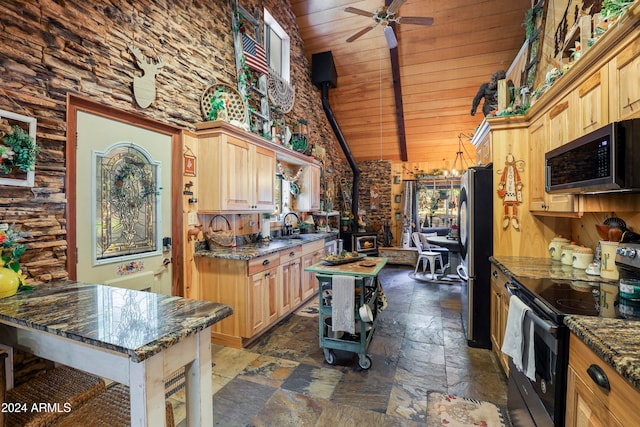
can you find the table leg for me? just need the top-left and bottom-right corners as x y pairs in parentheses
(129, 353), (166, 427)
(185, 327), (213, 426)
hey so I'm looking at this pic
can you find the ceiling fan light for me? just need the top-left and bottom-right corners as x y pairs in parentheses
(383, 25), (397, 48)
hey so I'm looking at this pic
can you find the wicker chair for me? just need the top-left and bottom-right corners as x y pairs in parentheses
(5, 365), (107, 427)
(52, 383), (175, 427)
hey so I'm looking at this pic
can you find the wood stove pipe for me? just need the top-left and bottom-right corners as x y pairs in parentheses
(319, 82), (360, 219)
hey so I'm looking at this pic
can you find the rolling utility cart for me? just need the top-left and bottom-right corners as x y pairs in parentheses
(305, 257), (388, 370)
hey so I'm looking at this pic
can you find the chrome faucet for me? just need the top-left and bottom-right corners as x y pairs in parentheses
(282, 212), (300, 236)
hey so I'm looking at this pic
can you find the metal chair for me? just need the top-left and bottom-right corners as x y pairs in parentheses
(412, 232), (444, 279)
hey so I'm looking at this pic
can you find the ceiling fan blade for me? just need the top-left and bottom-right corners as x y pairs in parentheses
(396, 16), (434, 26)
(387, 0), (408, 15)
(346, 24), (377, 43)
(344, 7), (374, 18)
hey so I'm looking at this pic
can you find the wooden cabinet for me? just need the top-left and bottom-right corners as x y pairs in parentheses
(473, 119), (492, 166)
(565, 333), (640, 427)
(609, 41), (640, 120)
(574, 66), (609, 136)
(528, 115), (578, 214)
(197, 131), (275, 212)
(301, 240), (325, 301)
(295, 164), (321, 212)
(278, 246), (302, 315)
(490, 262), (510, 374)
(196, 239), (324, 348)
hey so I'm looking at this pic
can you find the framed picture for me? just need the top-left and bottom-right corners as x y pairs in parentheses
(393, 175), (401, 184)
(184, 153), (196, 176)
(0, 109), (37, 187)
(394, 194), (402, 204)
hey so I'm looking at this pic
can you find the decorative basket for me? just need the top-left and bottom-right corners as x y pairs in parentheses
(205, 215), (234, 247)
(200, 83), (247, 123)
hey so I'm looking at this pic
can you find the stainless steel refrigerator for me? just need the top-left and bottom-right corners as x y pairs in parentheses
(457, 164), (493, 349)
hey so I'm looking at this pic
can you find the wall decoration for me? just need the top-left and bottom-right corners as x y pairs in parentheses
(94, 142), (160, 263)
(394, 194), (402, 204)
(370, 184), (380, 210)
(117, 261), (145, 276)
(0, 109), (37, 187)
(128, 44), (164, 109)
(393, 175), (401, 184)
(183, 146), (196, 177)
(268, 71), (295, 112)
(497, 153), (525, 231)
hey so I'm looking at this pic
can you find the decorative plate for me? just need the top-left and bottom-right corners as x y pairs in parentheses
(321, 254), (366, 265)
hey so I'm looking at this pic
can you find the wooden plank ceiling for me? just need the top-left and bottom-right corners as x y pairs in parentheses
(291, 0), (531, 169)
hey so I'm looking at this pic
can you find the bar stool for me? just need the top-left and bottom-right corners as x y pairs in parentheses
(412, 232), (444, 279)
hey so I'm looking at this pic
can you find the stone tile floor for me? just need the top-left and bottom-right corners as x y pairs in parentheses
(169, 265), (509, 426)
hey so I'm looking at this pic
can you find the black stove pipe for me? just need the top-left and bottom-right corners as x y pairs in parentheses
(319, 82), (360, 219)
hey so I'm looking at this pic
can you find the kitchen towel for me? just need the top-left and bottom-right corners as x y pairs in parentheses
(331, 275), (355, 334)
(501, 295), (536, 381)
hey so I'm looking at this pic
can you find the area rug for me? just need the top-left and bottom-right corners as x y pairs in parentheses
(427, 392), (509, 427)
(294, 298), (319, 317)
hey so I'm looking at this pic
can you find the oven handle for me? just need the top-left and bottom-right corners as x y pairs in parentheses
(504, 282), (558, 335)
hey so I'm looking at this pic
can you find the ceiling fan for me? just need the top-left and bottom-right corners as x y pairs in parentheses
(345, 0), (434, 48)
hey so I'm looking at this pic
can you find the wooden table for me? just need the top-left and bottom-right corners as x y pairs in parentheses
(0, 281), (232, 427)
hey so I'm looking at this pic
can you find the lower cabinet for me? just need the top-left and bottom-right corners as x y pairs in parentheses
(196, 240), (323, 348)
(565, 333), (639, 427)
(301, 240), (325, 301)
(490, 262), (510, 374)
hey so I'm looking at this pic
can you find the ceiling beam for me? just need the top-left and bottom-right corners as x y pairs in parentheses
(387, 0), (408, 161)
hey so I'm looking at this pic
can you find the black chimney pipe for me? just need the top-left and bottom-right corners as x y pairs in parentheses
(319, 82), (360, 220)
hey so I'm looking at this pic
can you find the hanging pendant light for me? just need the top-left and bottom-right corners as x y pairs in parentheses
(450, 134), (470, 177)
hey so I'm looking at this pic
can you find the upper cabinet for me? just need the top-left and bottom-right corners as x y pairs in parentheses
(194, 121), (320, 213)
(609, 42), (640, 120)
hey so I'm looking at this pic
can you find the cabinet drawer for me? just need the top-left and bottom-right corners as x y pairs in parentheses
(569, 334), (640, 426)
(248, 253), (280, 276)
(279, 246), (302, 263)
(301, 239), (324, 255)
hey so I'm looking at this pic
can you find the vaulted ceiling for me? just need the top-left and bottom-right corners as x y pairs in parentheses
(291, 0), (531, 169)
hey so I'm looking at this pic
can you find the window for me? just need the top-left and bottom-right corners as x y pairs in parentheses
(264, 9), (290, 80)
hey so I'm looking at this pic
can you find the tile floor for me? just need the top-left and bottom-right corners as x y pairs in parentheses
(169, 265), (509, 426)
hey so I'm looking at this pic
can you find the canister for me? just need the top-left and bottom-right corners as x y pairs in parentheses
(572, 246), (594, 270)
(548, 236), (570, 261)
(599, 241), (619, 280)
(560, 244), (578, 266)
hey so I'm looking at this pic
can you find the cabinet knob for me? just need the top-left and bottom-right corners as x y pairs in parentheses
(265, 272), (270, 277)
(587, 364), (610, 390)
(289, 251), (295, 257)
(492, 270), (498, 279)
(263, 259), (270, 265)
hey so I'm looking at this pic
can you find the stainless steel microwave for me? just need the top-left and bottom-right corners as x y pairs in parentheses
(545, 119), (640, 193)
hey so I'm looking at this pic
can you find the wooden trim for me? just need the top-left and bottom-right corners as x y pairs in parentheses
(65, 94), (185, 296)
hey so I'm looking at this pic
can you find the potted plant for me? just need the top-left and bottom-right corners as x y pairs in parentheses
(0, 124), (39, 175)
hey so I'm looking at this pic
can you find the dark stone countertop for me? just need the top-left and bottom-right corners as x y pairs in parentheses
(564, 316), (640, 391)
(491, 255), (640, 391)
(0, 281), (233, 362)
(195, 232), (338, 260)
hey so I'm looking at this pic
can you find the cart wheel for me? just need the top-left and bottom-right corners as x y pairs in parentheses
(358, 354), (372, 370)
(323, 349), (336, 365)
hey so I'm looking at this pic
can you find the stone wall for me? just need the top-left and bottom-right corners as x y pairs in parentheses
(0, 0), (351, 283)
(356, 160), (392, 246)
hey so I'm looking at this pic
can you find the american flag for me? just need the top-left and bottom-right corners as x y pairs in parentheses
(242, 33), (269, 75)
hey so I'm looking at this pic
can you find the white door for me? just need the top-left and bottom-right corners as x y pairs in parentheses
(76, 111), (172, 294)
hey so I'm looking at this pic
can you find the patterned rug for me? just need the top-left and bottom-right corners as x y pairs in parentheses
(294, 298), (319, 317)
(427, 392), (509, 427)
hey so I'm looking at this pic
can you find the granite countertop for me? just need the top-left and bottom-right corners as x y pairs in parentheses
(489, 255), (617, 283)
(491, 255), (640, 391)
(0, 281), (233, 362)
(565, 316), (640, 390)
(195, 232), (338, 260)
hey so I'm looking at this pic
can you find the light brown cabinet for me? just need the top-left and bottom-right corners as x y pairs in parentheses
(197, 134), (275, 212)
(565, 333), (640, 427)
(301, 240), (324, 301)
(528, 115), (577, 214)
(196, 239), (323, 348)
(490, 262), (510, 374)
(609, 42), (640, 120)
(574, 66), (609, 136)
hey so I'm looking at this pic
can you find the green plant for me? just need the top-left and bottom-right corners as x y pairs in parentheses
(207, 87), (226, 121)
(0, 224), (27, 286)
(600, 0), (634, 20)
(0, 125), (39, 174)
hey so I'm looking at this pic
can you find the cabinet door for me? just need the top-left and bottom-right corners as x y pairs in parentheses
(279, 258), (301, 316)
(490, 264), (510, 374)
(548, 97), (573, 148)
(266, 267), (279, 325)
(609, 43), (640, 120)
(295, 165), (321, 212)
(566, 366), (623, 427)
(290, 259), (302, 307)
(575, 67), (609, 136)
(253, 146), (275, 211)
(247, 270), (268, 336)
(222, 137), (252, 210)
(301, 248), (324, 300)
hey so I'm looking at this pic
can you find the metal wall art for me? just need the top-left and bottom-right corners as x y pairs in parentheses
(94, 142), (160, 263)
